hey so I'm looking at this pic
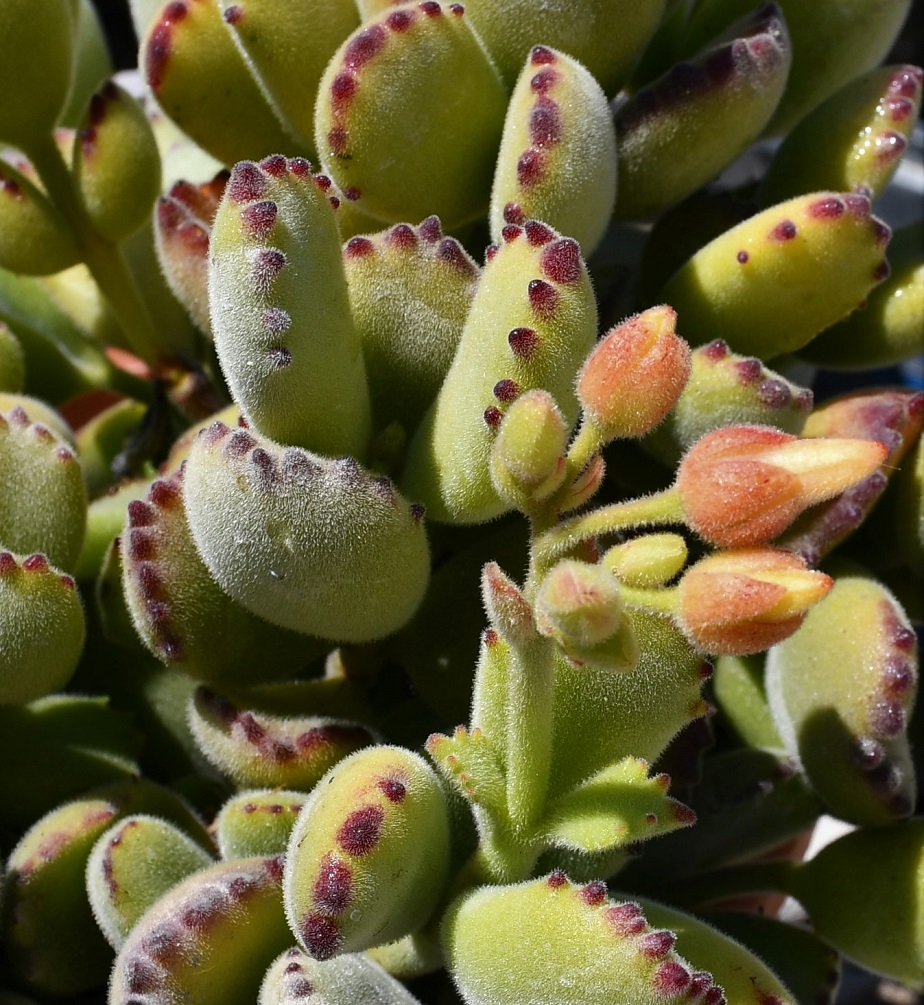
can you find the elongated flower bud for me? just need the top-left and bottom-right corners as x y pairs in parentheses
(676, 548), (833, 655)
(577, 305), (691, 442)
(490, 388), (568, 510)
(676, 425), (888, 547)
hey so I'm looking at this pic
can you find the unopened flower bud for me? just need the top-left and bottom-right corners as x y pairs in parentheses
(676, 548), (833, 654)
(602, 534), (688, 588)
(576, 305), (691, 441)
(676, 424), (888, 547)
(490, 389), (568, 509)
(481, 561), (535, 644)
(535, 559), (639, 671)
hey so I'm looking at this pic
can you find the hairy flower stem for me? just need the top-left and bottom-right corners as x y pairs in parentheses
(23, 133), (162, 364)
(533, 486), (685, 574)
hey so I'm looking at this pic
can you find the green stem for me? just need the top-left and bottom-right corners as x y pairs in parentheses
(24, 133), (162, 363)
(534, 486), (684, 574)
(505, 636), (555, 836)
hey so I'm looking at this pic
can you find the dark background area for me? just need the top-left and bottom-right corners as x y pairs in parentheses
(91, 0), (923, 73)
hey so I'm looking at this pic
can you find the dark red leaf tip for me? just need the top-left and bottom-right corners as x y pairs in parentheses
(241, 199), (278, 239)
(436, 237), (472, 271)
(639, 930), (676, 960)
(312, 854), (353, 914)
(378, 777), (407, 802)
(702, 339), (729, 361)
(419, 215), (443, 241)
(289, 157), (313, 177)
(337, 805), (385, 856)
(419, 0), (442, 15)
(874, 129), (907, 163)
(531, 45), (556, 65)
(386, 7), (415, 30)
(873, 259), (891, 282)
(540, 237), (581, 283)
(0, 552), (17, 575)
(22, 554), (49, 573)
(485, 243), (499, 261)
(493, 378), (520, 402)
(262, 307), (292, 335)
(528, 278), (560, 318)
(127, 499), (158, 527)
(301, 914), (342, 960)
(228, 161), (266, 203)
(226, 429), (256, 456)
(808, 195), (845, 219)
(516, 148), (544, 187)
(652, 960), (690, 995)
(581, 880), (607, 906)
(259, 154), (287, 177)
(449, 3), (464, 13)
(873, 219), (891, 247)
(885, 96), (915, 122)
(604, 902), (645, 937)
(343, 24), (386, 70)
(525, 219), (555, 246)
(734, 358), (762, 384)
(483, 627), (499, 646)
(769, 219), (797, 242)
(503, 202), (525, 225)
(331, 71), (357, 107)
(327, 126), (349, 157)
(502, 224), (523, 242)
(343, 186), (361, 201)
(508, 326), (539, 358)
(223, 4), (243, 25)
(844, 193), (871, 218)
(888, 66), (923, 97)
(410, 502), (426, 524)
(882, 657), (914, 698)
(869, 698), (905, 739)
(756, 378), (792, 408)
(529, 99), (561, 147)
(346, 235), (375, 258)
(483, 405), (504, 428)
(530, 67), (558, 94)
(252, 248), (286, 293)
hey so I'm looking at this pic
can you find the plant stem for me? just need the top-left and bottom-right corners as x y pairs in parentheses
(505, 636), (555, 836)
(24, 133), (162, 363)
(534, 486), (685, 573)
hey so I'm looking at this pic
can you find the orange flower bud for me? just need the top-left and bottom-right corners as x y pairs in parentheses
(576, 305), (691, 440)
(676, 424), (888, 547)
(676, 548), (833, 654)
(535, 559), (639, 671)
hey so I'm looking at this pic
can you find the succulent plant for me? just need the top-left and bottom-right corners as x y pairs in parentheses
(0, 1), (921, 1003)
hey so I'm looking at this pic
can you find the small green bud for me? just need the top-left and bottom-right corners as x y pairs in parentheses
(490, 389), (568, 510)
(601, 534), (689, 589)
(535, 560), (639, 673)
